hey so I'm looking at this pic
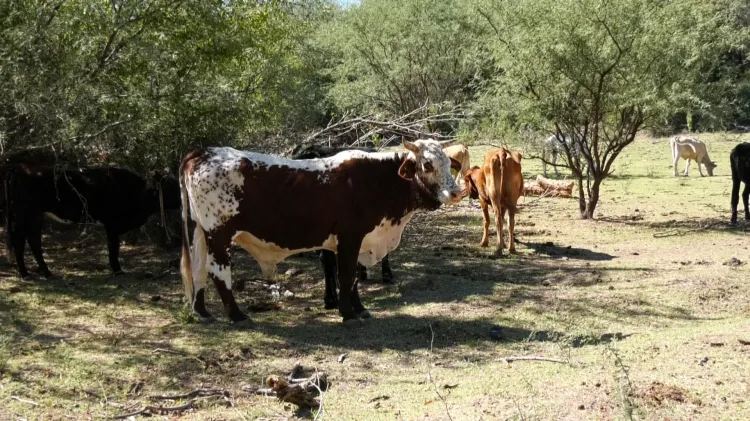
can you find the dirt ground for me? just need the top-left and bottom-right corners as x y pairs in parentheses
(1, 133), (749, 420)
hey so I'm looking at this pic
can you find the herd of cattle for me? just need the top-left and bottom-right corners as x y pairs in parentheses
(1, 134), (749, 327)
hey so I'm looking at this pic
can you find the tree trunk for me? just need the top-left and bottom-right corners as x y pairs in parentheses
(581, 178), (602, 219)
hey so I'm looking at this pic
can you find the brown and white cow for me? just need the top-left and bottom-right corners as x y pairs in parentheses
(443, 144), (471, 185)
(179, 139), (462, 327)
(464, 148), (524, 255)
(671, 136), (717, 177)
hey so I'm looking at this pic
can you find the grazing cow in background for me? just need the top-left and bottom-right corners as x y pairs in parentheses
(5, 166), (181, 278)
(541, 134), (580, 177)
(179, 139), (463, 327)
(730, 142), (750, 224)
(291, 144), (394, 311)
(465, 148), (524, 255)
(443, 144), (471, 185)
(671, 136), (717, 177)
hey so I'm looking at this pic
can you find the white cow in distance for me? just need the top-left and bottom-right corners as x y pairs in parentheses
(541, 134), (582, 177)
(670, 135), (717, 177)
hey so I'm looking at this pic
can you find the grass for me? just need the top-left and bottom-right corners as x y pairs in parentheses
(1, 132), (750, 420)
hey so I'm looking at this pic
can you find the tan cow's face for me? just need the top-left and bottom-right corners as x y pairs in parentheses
(399, 139), (463, 205)
(706, 161), (717, 176)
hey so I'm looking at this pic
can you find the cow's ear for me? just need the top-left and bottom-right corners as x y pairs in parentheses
(398, 158), (417, 180)
(449, 157), (462, 172)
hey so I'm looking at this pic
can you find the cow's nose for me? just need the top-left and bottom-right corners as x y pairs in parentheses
(449, 189), (463, 203)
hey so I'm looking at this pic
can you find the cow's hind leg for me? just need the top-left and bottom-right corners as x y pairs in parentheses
(494, 205), (505, 256)
(27, 215), (51, 278)
(189, 226), (214, 323)
(206, 235), (249, 325)
(684, 159), (691, 176)
(356, 262), (368, 282)
(381, 254), (394, 284)
(508, 210), (517, 254)
(105, 226), (123, 275)
(319, 250), (339, 309)
(743, 183), (750, 221)
(480, 200), (490, 247)
(9, 212), (31, 278)
(731, 178), (740, 224)
(337, 236), (365, 327)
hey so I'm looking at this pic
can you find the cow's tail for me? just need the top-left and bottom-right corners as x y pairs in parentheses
(179, 170), (195, 305)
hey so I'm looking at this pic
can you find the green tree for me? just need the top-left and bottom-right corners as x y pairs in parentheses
(322, 0), (486, 122)
(476, 0), (743, 219)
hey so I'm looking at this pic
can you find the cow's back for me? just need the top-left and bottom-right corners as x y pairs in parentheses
(731, 143), (750, 183)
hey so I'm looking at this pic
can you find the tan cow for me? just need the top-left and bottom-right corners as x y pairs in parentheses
(671, 136), (717, 177)
(464, 148), (524, 255)
(443, 144), (471, 185)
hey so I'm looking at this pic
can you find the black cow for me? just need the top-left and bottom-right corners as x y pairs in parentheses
(730, 142), (750, 224)
(5, 165), (181, 278)
(291, 144), (394, 310)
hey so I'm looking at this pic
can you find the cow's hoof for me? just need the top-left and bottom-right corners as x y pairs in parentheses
(358, 310), (372, 319)
(382, 272), (394, 284)
(343, 318), (362, 329)
(231, 318), (255, 329)
(324, 302), (339, 310)
(479, 242), (489, 248)
(198, 315), (216, 324)
(113, 270), (125, 277)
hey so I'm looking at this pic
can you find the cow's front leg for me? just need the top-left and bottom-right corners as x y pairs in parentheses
(105, 227), (123, 275)
(337, 237), (364, 327)
(684, 159), (691, 176)
(206, 236), (249, 325)
(10, 221), (30, 279)
(319, 250), (339, 309)
(697, 160), (705, 177)
(356, 262), (368, 282)
(743, 184), (750, 221)
(381, 254), (394, 284)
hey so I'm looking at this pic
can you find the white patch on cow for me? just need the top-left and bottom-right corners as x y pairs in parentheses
(212, 146), (395, 173)
(358, 213), (415, 267)
(206, 252), (231, 289)
(232, 230), (339, 280)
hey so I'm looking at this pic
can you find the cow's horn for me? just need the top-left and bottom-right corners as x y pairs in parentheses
(439, 139), (456, 147)
(402, 139), (420, 154)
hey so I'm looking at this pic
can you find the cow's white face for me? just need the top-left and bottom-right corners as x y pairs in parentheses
(399, 139), (463, 205)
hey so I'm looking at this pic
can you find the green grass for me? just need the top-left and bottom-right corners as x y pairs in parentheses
(1, 133), (749, 420)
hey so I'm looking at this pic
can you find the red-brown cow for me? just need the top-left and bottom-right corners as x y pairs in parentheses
(464, 148), (524, 255)
(179, 139), (463, 327)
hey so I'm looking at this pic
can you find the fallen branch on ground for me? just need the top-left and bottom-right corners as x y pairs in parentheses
(149, 388), (230, 401)
(653, 221), (723, 238)
(496, 356), (571, 364)
(11, 396), (39, 406)
(111, 395), (223, 419)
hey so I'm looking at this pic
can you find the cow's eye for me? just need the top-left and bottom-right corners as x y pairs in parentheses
(423, 162), (434, 172)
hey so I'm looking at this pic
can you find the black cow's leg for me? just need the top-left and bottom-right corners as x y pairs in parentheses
(743, 183), (750, 221)
(105, 227), (123, 275)
(381, 254), (394, 283)
(206, 235), (249, 325)
(319, 250), (339, 309)
(27, 216), (51, 278)
(356, 262), (368, 282)
(337, 236), (363, 327)
(351, 280), (370, 319)
(10, 218), (30, 279)
(731, 178), (740, 224)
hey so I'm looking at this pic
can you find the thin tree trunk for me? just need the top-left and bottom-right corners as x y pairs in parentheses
(583, 178), (602, 219)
